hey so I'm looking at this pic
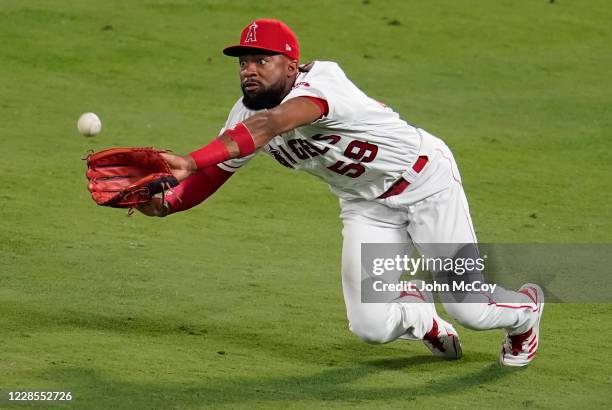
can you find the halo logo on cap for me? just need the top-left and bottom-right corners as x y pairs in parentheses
(245, 22), (258, 43)
(223, 18), (300, 61)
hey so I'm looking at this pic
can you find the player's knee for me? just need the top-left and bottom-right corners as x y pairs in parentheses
(348, 319), (395, 344)
(443, 302), (488, 330)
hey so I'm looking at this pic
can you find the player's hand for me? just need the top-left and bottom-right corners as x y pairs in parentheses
(161, 153), (197, 182)
(135, 197), (169, 217)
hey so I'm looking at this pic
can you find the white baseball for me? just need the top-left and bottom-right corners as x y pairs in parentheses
(77, 112), (102, 136)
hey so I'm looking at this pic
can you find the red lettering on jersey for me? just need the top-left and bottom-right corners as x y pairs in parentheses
(327, 139), (379, 178)
(278, 145), (297, 164)
(269, 148), (293, 168)
(304, 139), (328, 155)
(297, 139), (319, 158)
(327, 162), (366, 178)
(293, 82), (311, 89)
(272, 134), (378, 179)
(288, 139), (309, 160)
(344, 140), (378, 163)
(312, 134), (341, 148)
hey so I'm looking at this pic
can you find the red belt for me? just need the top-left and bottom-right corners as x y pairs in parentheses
(378, 156), (428, 199)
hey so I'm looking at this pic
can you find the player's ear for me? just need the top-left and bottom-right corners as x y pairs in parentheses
(287, 59), (298, 77)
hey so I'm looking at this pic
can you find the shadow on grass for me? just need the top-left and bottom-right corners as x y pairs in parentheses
(9, 305), (514, 406)
(10, 306), (500, 367)
(38, 359), (512, 408)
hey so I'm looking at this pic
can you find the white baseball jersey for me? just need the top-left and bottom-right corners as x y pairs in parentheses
(218, 61), (425, 200)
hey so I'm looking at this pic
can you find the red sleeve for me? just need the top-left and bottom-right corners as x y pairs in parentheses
(165, 165), (233, 214)
(303, 96), (328, 118)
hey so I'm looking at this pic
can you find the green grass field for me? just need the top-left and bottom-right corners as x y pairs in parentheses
(1, 0), (612, 408)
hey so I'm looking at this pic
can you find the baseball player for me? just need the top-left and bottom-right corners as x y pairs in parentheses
(139, 19), (544, 366)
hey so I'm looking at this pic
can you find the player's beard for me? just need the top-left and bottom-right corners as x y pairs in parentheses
(241, 79), (288, 110)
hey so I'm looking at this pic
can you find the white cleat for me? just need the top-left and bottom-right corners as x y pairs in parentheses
(423, 316), (463, 360)
(500, 283), (545, 367)
(398, 280), (462, 360)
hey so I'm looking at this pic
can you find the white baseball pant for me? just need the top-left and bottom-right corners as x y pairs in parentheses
(339, 130), (539, 343)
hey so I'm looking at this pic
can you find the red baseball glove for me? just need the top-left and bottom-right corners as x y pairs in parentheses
(85, 147), (179, 208)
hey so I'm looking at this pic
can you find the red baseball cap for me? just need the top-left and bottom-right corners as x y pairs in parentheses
(223, 19), (300, 61)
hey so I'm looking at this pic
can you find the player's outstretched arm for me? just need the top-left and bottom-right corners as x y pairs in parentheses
(136, 164), (233, 217)
(162, 97), (323, 182)
(241, 96), (324, 147)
